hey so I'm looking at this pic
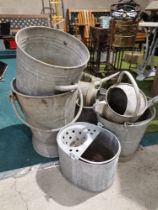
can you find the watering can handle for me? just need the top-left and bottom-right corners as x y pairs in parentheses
(117, 71), (141, 117)
(94, 72), (120, 87)
(9, 87), (83, 133)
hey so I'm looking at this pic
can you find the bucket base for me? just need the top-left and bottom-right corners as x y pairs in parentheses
(119, 150), (137, 162)
(32, 130), (58, 158)
(32, 139), (58, 158)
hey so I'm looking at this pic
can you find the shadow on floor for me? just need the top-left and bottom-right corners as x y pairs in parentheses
(118, 146), (158, 210)
(36, 166), (98, 206)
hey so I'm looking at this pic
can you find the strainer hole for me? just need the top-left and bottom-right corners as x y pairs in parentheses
(63, 136), (65, 139)
(66, 142), (68, 144)
(66, 132), (69, 135)
(90, 133), (94, 135)
(93, 129), (96, 132)
(69, 149), (72, 152)
(69, 136), (72, 139)
(76, 149), (79, 152)
(79, 132), (82, 134)
(88, 129), (91, 131)
(72, 130), (75, 133)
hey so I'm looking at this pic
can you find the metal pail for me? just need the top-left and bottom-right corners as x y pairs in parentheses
(95, 104), (156, 160)
(15, 26), (90, 96)
(10, 79), (83, 158)
(57, 122), (121, 192)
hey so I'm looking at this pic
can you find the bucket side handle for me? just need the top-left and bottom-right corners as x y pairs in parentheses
(147, 95), (158, 109)
(117, 71), (141, 117)
(9, 87), (83, 133)
(55, 84), (79, 91)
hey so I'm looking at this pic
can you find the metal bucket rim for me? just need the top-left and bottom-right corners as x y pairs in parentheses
(77, 101), (93, 109)
(57, 122), (121, 165)
(95, 106), (156, 126)
(11, 78), (76, 98)
(15, 26), (90, 70)
(106, 82), (148, 118)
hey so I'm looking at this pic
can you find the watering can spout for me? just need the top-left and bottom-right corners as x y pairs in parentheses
(94, 72), (120, 87)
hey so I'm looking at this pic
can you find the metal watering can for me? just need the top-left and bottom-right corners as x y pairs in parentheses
(97, 71), (158, 123)
(79, 72), (120, 107)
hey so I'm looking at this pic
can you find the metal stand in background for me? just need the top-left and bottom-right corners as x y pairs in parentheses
(136, 1), (158, 81)
(107, 19), (138, 72)
(136, 22), (158, 81)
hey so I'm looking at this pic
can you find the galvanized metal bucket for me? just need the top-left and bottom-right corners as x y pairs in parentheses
(95, 103), (156, 160)
(10, 79), (83, 158)
(15, 26), (90, 96)
(57, 122), (121, 192)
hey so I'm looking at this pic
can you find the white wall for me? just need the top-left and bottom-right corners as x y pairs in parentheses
(0, 0), (42, 14)
(0, 0), (150, 15)
(64, 0), (149, 11)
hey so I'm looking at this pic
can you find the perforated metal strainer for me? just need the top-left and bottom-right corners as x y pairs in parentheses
(57, 123), (100, 159)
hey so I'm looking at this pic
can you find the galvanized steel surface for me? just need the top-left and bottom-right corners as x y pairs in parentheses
(15, 26), (90, 96)
(57, 122), (121, 192)
(96, 106), (156, 159)
(11, 79), (79, 157)
(11, 80), (78, 130)
(102, 71), (150, 123)
(32, 129), (58, 158)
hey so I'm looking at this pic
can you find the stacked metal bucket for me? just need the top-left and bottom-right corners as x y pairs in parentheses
(94, 71), (158, 160)
(10, 26), (90, 158)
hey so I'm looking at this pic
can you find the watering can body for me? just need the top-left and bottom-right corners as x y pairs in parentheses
(97, 71), (158, 123)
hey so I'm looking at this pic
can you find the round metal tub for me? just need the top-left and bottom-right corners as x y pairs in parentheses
(15, 26), (90, 96)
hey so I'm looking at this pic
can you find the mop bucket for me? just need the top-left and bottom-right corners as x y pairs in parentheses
(57, 122), (121, 192)
(95, 103), (156, 160)
(15, 26), (90, 96)
(10, 79), (83, 158)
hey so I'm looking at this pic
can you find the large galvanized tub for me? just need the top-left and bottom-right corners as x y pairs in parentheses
(57, 122), (121, 192)
(10, 79), (83, 158)
(15, 26), (90, 96)
(95, 104), (156, 160)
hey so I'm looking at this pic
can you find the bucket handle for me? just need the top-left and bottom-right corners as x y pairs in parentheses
(9, 87), (83, 133)
(147, 95), (158, 109)
(55, 84), (79, 91)
(117, 71), (141, 117)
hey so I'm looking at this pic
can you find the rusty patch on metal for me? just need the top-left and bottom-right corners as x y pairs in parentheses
(63, 41), (67, 46)
(41, 99), (48, 105)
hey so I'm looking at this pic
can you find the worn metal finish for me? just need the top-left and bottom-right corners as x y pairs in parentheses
(102, 84), (147, 123)
(57, 122), (121, 192)
(31, 129), (58, 158)
(95, 105), (156, 159)
(102, 71), (156, 123)
(11, 79), (79, 158)
(15, 26), (90, 96)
